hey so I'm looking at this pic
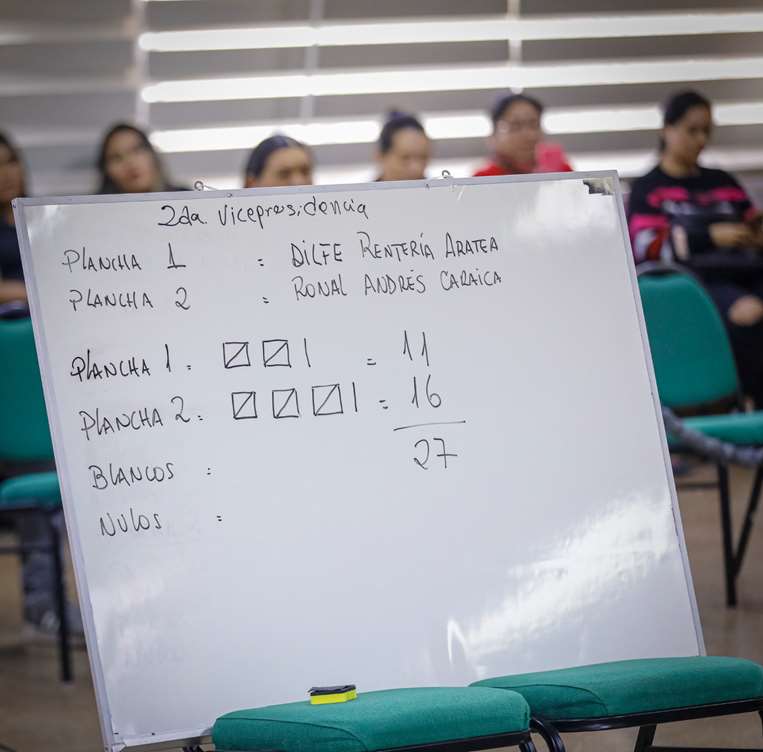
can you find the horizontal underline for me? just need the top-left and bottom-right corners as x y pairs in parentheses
(393, 420), (467, 432)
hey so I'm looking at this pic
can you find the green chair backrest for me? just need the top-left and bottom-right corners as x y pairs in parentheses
(638, 270), (739, 410)
(0, 317), (54, 461)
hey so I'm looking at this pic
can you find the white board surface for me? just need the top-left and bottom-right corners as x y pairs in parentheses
(16, 173), (702, 752)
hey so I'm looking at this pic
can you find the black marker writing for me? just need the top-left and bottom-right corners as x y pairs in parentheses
(89, 461), (175, 490)
(79, 405), (164, 442)
(68, 288), (154, 312)
(358, 231), (434, 263)
(291, 240), (343, 268)
(440, 268), (502, 291)
(216, 195), (368, 231)
(70, 349), (151, 382)
(166, 242), (187, 269)
(292, 273), (348, 301)
(444, 232), (499, 257)
(158, 204), (207, 227)
(364, 272), (426, 296)
(62, 247), (142, 273)
(99, 509), (163, 537)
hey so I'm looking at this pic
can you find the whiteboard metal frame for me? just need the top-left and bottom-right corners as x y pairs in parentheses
(13, 170), (704, 752)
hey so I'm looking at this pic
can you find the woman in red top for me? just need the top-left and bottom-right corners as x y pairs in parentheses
(474, 93), (572, 176)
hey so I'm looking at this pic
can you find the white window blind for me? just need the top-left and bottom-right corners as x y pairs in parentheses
(1, 0), (762, 195)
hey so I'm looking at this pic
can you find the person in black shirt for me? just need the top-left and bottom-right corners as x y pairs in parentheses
(0, 131), (27, 303)
(1, 132), (84, 636)
(628, 90), (763, 405)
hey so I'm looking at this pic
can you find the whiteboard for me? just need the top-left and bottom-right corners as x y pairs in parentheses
(15, 173), (703, 752)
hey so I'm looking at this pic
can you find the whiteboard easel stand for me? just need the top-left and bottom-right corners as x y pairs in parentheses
(13, 171), (704, 752)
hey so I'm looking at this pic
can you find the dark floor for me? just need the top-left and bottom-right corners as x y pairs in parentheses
(1, 462), (761, 752)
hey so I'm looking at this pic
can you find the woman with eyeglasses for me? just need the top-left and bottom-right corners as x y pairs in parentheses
(474, 93), (571, 177)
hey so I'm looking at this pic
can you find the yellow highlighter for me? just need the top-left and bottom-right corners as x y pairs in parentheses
(309, 685), (357, 705)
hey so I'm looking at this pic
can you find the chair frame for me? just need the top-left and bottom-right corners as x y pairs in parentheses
(637, 262), (763, 606)
(715, 464), (763, 607)
(183, 729), (537, 752)
(0, 501), (72, 682)
(531, 698), (763, 752)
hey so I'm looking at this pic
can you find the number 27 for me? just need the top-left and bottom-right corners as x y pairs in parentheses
(413, 437), (457, 470)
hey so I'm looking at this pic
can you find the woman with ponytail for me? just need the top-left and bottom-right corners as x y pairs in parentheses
(376, 111), (431, 182)
(244, 135), (313, 188)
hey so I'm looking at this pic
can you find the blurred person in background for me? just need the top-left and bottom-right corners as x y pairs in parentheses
(97, 123), (185, 194)
(474, 93), (571, 177)
(376, 111), (431, 182)
(0, 132), (28, 304)
(0, 132), (82, 639)
(244, 135), (313, 188)
(628, 89), (763, 406)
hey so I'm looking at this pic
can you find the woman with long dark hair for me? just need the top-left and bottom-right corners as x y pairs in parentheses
(628, 90), (763, 405)
(0, 131), (28, 303)
(96, 123), (184, 194)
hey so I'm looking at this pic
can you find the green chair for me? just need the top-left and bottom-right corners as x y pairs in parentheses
(0, 313), (71, 681)
(474, 656), (763, 752)
(212, 686), (536, 752)
(637, 264), (763, 606)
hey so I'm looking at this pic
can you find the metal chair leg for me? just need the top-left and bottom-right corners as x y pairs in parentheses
(717, 464), (737, 607)
(634, 724), (656, 752)
(520, 737), (538, 752)
(734, 465), (763, 579)
(530, 717), (566, 752)
(49, 512), (73, 682)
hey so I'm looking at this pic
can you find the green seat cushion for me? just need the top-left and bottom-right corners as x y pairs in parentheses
(680, 411), (763, 446)
(0, 471), (61, 509)
(472, 657), (763, 721)
(213, 687), (530, 752)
